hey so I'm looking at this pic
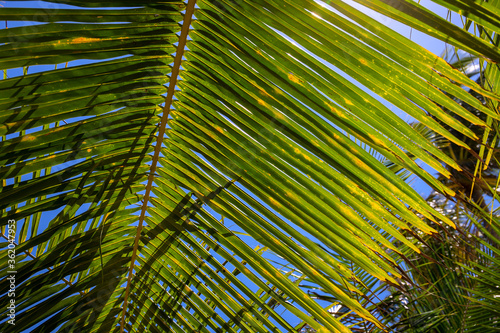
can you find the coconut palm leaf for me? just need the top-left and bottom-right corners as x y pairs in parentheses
(1, 0), (499, 332)
(365, 13), (500, 330)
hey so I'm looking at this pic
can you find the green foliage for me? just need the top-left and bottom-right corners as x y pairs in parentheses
(0, 0), (500, 332)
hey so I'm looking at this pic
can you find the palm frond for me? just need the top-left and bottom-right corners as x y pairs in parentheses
(1, 0), (500, 332)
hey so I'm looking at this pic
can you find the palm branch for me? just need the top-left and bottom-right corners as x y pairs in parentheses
(1, 0), (500, 332)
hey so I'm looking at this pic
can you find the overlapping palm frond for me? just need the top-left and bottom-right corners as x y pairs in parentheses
(354, 16), (500, 331)
(0, 2), (183, 331)
(1, 0), (500, 332)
